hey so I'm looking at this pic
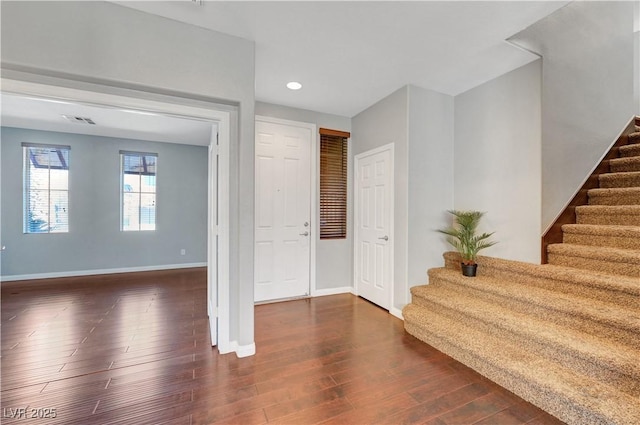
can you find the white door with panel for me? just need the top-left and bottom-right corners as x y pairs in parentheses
(355, 145), (393, 310)
(255, 120), (312, 302)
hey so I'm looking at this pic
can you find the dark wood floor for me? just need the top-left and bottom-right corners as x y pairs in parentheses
(1, 269), (564, 425)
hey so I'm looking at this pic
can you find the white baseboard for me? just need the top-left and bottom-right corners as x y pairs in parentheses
(349, 286), (404, 320)
(221, 341), (256, 358)
(236, 342), (256, 358)
(311, 286), (354, 297)
(1, 262), (207, 282)
(390, 306), (404, 320)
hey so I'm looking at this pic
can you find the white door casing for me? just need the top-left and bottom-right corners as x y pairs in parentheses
(354, 144), (394, 310)
(207, 129), (219, 347)
(254, 118), (315, 302)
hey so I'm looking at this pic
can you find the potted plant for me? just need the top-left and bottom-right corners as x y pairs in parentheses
(437, 210), (496, 277)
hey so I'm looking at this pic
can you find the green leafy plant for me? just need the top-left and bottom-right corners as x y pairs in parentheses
(437, 210), (496, 265)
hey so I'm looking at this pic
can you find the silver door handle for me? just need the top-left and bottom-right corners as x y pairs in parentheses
(378, 236), (389, 241)
(299, 231), (309, 236)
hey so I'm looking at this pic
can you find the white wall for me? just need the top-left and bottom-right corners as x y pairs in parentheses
(1, 1), (256, 350)
(509, 1), (636, 230)
(406, 85), (454, 294)
(454, 61), (542, 264)
(254, 102), (353, 292)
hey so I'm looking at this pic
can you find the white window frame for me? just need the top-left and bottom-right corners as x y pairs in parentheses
(120, 151), (157, 232)
(23, 142), (71, 234)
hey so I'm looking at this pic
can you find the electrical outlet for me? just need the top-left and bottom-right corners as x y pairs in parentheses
(180, 249), (186, 256)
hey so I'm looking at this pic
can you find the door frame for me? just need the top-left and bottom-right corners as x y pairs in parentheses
(254, 115), (317, 299)
(353, 143), (395, 313)
(1, 77), (232, 353)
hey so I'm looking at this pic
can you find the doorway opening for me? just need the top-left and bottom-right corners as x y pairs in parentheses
(0, 78), (232, 353)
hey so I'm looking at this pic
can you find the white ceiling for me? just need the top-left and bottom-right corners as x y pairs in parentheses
(1, 1), (570, 143)
(1, 94), (214, 145)
(113, 0), (569, 117)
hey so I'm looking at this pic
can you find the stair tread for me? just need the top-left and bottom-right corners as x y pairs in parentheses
(620, 140), (640, 147)
(609, 156), (640, 172)
(561, 223), (640, 236)
(576, 204), (640, 214)
(599, 170), (640, 178)
(610, 156), (640, 164)
(403, 304), (640, 425)
(421, 268), (640, 333)
(588, 186), (640, 196)
(547, 242), (640, 264)
(412, 274), (640, 375)
(452, 253), (640, 297)
(619, 144), (640, 152)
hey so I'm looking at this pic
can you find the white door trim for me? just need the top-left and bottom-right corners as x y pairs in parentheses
(254, 115), (317, 299)
(353, 143), (395, 314)
(1, 77), (233, 354)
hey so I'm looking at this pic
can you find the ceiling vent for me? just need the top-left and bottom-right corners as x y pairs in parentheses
(62, 115), (96, 125)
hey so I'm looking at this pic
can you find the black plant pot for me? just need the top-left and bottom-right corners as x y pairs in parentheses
(461, 263), (477, 277)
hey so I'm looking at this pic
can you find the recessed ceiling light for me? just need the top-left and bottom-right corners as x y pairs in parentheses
(286, 81), (302, 90)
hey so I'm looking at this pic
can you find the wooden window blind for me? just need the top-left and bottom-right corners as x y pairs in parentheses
(319, 128), (350, 239)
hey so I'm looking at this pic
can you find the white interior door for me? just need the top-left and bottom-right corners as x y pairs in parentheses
(254, 120), (312, 302)
(355, 145), (393, 310)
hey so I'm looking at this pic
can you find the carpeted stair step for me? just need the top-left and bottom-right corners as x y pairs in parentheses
(609, 155), (640, 172)
(443, 252), (640, 309)
(547, 243), (640, 277)
(561, 224), (640, 250)
(628, 131), (640, 144)
(420, 268), (640, 350)
(403, 304), (640, 425)
(598, 171), (640, 188)
(619, 142), (640, 158)
(587, 187), (640, 205)
(409, 278), (640, 396)
(575, 205), (640, 226)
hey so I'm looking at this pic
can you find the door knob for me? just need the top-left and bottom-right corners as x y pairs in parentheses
(378, 235), (389, 241)
(299, 231), (309, 236)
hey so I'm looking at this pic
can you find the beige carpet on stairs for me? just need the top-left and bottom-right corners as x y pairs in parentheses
(403, 121), (640, 425)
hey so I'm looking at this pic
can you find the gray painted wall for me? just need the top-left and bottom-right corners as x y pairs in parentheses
(1, 1), (255, 348)
(352, 87), (409, 313)
(510, 1), (635, 230)
(635, 1), (640, 115)
(407, 86), (454, 297)
(255, 102), (353, 291)
(635, 29), (640, 115)
(352, 86), (456, 312)
(454, 61), (542, 264)
(1, 127), (208, 277)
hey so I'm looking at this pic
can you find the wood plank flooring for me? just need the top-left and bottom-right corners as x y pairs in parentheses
(1, 269), (564, 424)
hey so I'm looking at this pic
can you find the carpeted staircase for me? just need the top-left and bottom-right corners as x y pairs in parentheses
(403, 118), (640, 425)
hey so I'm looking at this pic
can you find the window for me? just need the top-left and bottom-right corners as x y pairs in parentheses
(23, 143), (70, 233)
(121, 151), (157, 231)
(319, 128), (350, 239)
